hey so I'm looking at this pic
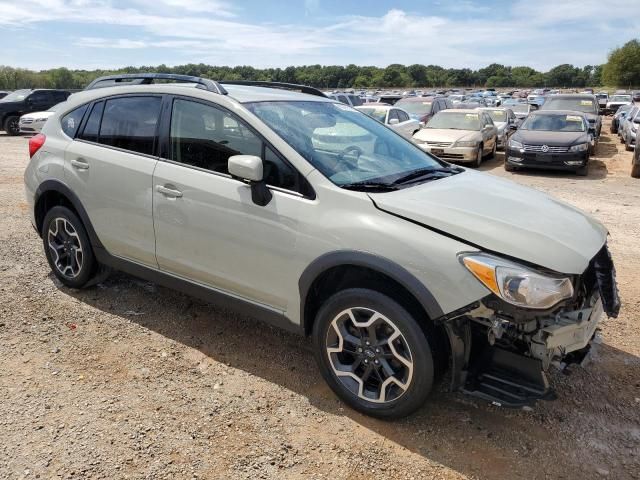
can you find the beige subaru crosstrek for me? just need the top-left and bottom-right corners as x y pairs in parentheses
(24, 74), (619, 418)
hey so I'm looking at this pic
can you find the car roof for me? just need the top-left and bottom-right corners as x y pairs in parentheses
(50, 83), (334, 111)
(477, 107), (509, 111)
(546, 94), (595, 100)
(440, 108), (481, 114)
(528, 109), (587, 116)
(356, 104), (392, 110)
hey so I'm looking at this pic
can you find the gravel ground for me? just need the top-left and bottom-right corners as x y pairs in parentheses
(1, 120), (639, 480)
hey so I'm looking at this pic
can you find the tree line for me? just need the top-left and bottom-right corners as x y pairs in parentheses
(1, 39), (638, 91)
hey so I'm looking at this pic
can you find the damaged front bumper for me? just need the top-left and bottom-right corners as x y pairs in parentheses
(442, 245), (620, 408)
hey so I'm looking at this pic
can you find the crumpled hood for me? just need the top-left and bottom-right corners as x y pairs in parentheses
(369, 170), (607, 274)
(413, 128), (478, 144)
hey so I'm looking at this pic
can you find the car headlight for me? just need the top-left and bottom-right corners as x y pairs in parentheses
(460, 253), (574, 309)
(569, 143), (589, 152)
(453, 140), (478, 148)
(508, 139), (523, 149)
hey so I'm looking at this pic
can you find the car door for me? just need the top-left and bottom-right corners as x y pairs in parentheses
(394, 109), (414, 139)
(481, 113), (497, 152)
(63, 95), (162, 267)
(152, 96), (307, 310)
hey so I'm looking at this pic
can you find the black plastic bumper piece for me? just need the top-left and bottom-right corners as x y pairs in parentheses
(462, 347), (555, 408)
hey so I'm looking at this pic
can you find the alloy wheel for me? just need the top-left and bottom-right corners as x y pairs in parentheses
(47, 217), (84, 278)
(326, 307), (413, 403)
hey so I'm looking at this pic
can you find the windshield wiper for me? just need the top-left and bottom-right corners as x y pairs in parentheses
(340, 181), (399, 192)
(392, 166), (463, 185)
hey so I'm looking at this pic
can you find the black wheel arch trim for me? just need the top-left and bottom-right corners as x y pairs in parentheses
(299, 250), (445, 333)
(34, 179), (105, 250)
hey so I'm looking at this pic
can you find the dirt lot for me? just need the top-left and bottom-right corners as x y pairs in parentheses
(1, 120), (639, 480)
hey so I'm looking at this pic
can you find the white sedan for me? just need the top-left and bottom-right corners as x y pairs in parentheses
(19, 110), (55, 135)
(356, 105), (420, 140)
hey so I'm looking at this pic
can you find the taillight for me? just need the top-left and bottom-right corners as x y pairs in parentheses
(29, 133), (46, 158)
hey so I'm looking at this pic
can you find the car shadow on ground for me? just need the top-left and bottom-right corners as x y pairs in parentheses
(58, 272), (639, 479)
(479, 151), (609, 180)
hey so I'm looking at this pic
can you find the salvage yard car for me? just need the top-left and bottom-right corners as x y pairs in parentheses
(0, 89), (70, 135)
(413, 109), (497, 167)
(611, 104), (633, 134)
(477, 107), (518, 149)
(505, 110), (592, 175)
(395, 96), (452, 126)
(541, 94), (601, 140)
(355, 104), (420, 140)
(19, 109), (57, 135)
(606, 93), (632, 114)
(24, 73), (620, 419)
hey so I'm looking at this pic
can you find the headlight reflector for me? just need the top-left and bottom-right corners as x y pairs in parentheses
(508, 139), (523, 149)
(569, 143), (589, 152)
(461, 254), (574, 309)
(454, 140), (478, 148)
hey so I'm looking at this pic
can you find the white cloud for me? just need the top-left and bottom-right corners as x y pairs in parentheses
(0, 0), (637, 70)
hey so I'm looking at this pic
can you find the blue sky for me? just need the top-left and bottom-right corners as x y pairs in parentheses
(0, 0), (637, 71)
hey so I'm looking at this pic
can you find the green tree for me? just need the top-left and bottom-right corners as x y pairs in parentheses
(603, 39), (640, 87)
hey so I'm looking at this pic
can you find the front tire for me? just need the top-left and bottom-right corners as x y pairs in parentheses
(631, 162), (640, 178)
(471, 145), (483, 168)
(3, 116), (19, 136)
(312, 288), (434, 419)
(576, 163), (589, 176)
(42, 206), (97, 288)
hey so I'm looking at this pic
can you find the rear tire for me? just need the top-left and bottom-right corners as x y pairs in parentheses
(625, 138), (633, 152)
(312, 288), (434, 419)
(42, 206), (98, 289)
(3, 116), (19, 136)
(631, 163), (640, 178)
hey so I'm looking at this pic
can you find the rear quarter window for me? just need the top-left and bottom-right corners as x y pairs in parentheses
(61, 104), (89, 138)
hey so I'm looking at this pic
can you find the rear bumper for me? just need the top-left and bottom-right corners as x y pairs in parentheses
(506, 147), (588, 171)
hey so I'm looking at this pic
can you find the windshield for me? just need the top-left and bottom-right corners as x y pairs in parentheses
(511, 104), (530, 113)
(543, 97), (597, 113)
(394, 100), (433, 115)
(0, 89), (31, 103)
(245, 101), (445, 187)
(610, 95), (631, 102)
(484, 110), (507, 122)
(521, 114), (586, 132)
(358, 107), (387, 123)
(426, 112), (481, 130)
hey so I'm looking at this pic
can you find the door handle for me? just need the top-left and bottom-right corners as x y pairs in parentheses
(70, 159), (89, 170)
(156, 184), (183, 198)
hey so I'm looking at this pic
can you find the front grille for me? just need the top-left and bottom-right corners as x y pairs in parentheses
(426, 141), (453, 148)
(523, 144), (569, 153)
(438, 153), (465, 159)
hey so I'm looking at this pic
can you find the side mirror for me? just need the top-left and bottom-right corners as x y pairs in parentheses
(509, 123), (518, 130)
(228, 155), (272, 206)
(388, 118), (400, 125)
(229, 155), (263, 182)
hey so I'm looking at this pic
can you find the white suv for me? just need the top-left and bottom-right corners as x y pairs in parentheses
(24, 74), (620, 418)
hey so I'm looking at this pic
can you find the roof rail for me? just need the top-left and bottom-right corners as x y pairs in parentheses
(84, 73), (228, 95)
(220, 80), (327, 98)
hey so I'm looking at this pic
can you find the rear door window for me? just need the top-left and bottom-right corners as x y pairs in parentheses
(78, 101), (104, 143)
(98, 96), (162, 156)
(388, 109), (400, 123)
(397, 110), (410, 122)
